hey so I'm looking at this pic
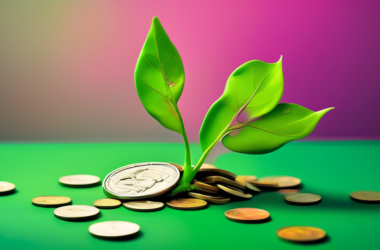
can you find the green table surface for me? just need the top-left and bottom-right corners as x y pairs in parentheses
(1, 141), (379, 250)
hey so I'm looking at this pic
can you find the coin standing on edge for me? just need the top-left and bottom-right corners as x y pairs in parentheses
(225, 208), (270, 222)
(166, 198), (208, 210)
(350, 191), (380, 203)
(0, 181), (16, 193)
(285, 193), (321, 205)
(54, 205), (99, 220)
(89, 221), (140, 238)
(32, 196), (72, 207)
(277, 226), (326, 242)
(59, 175), (101, 186)
(259, 176), (301, 188)
(93, 199), (122, 209)
(123, 201), (164, 211)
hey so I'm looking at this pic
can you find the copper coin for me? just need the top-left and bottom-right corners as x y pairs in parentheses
(93, 199), (122, 209)
(285, 193), (321, 205)
(235, 175), (257, 185)
(225, 208), (270, 222)
(248, 181), (279, 188)
(278, 189), (300, 194)
(32, 196), (72, 207)
(259, 176), (301, 188)
(166, 198), (207, 210)
(350, 191), (380, 203)
(277, 226), (326, 242)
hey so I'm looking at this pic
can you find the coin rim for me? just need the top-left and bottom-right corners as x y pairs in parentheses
(259, 176), (301, 188)
(93, 199), (122, 208)
(276, 226), (326, 242)
(166, 198), (208, 210)
(284, 193), (322, 204)
(225, 208), (270, 222)
(32, 196), (72, 207)
(350, 191), (380, 202)
(123, 201), (165, 211)
(89, 221), (140, 237)
(217, 184), (252, 199)
(0, 181), (16, 193)
(54, 205), (100, 219)
(59, 175), (101, 186)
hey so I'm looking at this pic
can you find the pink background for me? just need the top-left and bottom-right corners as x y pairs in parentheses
(0, 0), (379, 141)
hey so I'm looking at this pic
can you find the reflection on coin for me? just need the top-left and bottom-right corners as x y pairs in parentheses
(59, 175), (101, 186)
(54, 205), (99, 220)
(169, 163), (183, 172)
(259, 176), (301, 188)
(0, 181), (16, 193)
(217, 184), (252, 199)
(89, 221), (140, 238)
(166, 198), (207, 210)
(192, 180), (219, 194)
(278, 189), (300, 194)
(277, 226), (326, 242)
(225, 208), (270, 222)
(248, 181), (278, 188)
(32, 196), (71, 207)
(103, 162), (180, 200)
(350, 191), (380, 203)
(188, 192), (230, 204)
(123, 201), (164, 211)
(93, 199), (121, 209)
(285, 193), (321, 205)
(200, 176), (245, 190)
(235, 176), (257, 185)
(245, 182), (261, 192)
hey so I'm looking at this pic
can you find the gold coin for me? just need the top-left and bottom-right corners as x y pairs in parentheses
(32, 196), (71, 207)
(245, 182), (261, 192)
(225, 208), (270, 222)
(169, 163), (184, 172)
(191, 180), (219, 194)
(248, 180), (279, 188)
(278, 189), (300, 194)
(235, 175), (257, 185)
(200, 164), (217, 169)
(59, 175), (100, 186)
(188, 192), (230, 204)
(350, 191), (380, 203)
(93, 199), (121, 209)
(0, 181), (16, 193)
(217, 184), (252, 199)
(166, 198), (207, 210)
(197, 168), (236, 180)
(277, 226), (326, 242)
(200, 176), (245, 190)
(259, 176), (301, 188)
(285, 193), (321, 205)
(123, 201), (164, 211)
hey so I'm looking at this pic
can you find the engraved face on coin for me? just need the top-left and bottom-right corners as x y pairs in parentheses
(32, 196), (71, 207)
(277, 226), (326, 242)
(285, 193), (321, 205)
(123, 201), (164, 211)
(103, 162), (180, 200)
(0, 181), (15, 193)
(350, 191), (380, 203)
(166, 198), (207, 210)
(93, 199), (121, 209)
(89, 221), (140, 238)
(54, 205), (99, 220)
(259, 176), (301, 188)
(59, 175), (101, 186)
(225, 208), (270, 222)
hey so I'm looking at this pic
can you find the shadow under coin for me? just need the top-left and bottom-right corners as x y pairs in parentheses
(0, 189), (17, 196)
(54, 213), (101, 222)
(228, 217), (272, 224)
(350, 197), (380, 204)
(285, 200), (322, 206)
(32, 201), (72, 208)
(60, 183), (101, 188)
(91, 231), (143, 241)
(281, 235), (330, 245)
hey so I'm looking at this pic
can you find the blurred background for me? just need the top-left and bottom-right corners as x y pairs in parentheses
(0, 0), (379, 142)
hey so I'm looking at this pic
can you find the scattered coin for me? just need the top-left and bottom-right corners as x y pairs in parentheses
(59, 175), (101, 186)
(200, 176), (245, 190)
(188, 192), (230, 204)
(197, 169), (237, 180)
(54, 205), (99, 220)
(89, 221), (140, 238)
(93, 199), (122, 209)
(350, 191), (380, 203)
(259, 176), (301, 188)
(235, 175), (257, 185)
(191, 180), (219, 194)
(278, 189), (300, 194)
(169, 163), (183, 172)
(225, 208), (270, 222)
(217, 184), (252, 199)
(123, 201), (164, 211)
(166, 198), (207, 210)
(32, 196), (71, 207)
(245, 182), (261, 192)
(0, 181), (15, 193)
(285, 193), (321, 205)
(248, 180), (279, 188)
(277, 226), (326, 242)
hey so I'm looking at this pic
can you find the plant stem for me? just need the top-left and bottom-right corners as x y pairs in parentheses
(173, 103), (192, 172)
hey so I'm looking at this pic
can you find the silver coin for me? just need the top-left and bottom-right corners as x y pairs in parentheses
(103, 162), (180, 200)
(54, 205), (99, 220)
(123, 201), (164, 211)
(59, 175), (101, 186)
(0, 181), (16, 193)
(89, 221), (140, 238)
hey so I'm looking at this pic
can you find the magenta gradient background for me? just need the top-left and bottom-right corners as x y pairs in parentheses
(0, 1), (379, 141)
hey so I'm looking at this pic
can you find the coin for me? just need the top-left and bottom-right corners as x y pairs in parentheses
(89, 221), (140, 238)
(32, 196), (71, 207)
(188, 192), (230, 204)
(259, 176), (301, 188)
(277, 226), (326, 242)
(93, 199), (121, 209)
(59, 175), (101, 186)
(191, 180), (219, 194)
(235, 175), (257, 185)
(245, 182), (261, 192)
(0, 181), (15, 193)
(197, 169), (237, 180)
(248, 180), (279, 188)
(54, 205), (99, 220)
(166, 198), (207, 210)
(103, 162), (180, 200)
(217, 184), (252, 199)
(285, 193), (321, 205)
(200, 164), (217, 169)
(123, 201), (164, 211)
(350, 191), (380, 203)
(169, 163), (183, 172)
(225, 208), (270, 222)
(278, 189), (300, 194)
(200, 176), (245, 190)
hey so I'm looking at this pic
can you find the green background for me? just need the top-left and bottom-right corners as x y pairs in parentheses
(0, 141), (379, 249)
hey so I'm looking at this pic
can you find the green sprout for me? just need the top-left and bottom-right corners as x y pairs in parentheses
(134, 17), (334, 195)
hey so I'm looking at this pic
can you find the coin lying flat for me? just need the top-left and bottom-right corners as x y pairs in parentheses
(277, 226), (326, 242)
(225, 208), (270, 222)
(217, 184), (252, 199)
(89, 221), (140, 238)
(168, 163), (183, 172)
(0, 181), (16, 193)
(235, 176), (257, 185)
(350, 191), (380, 203)
(32, 196), (71, 207)
(259, 176), (301, 188)
(191, 180), (219, 194)
(197, 169), (237, 180)
(200, 164), (217, 169)
(123, 201), (164, 211)
(200, 176), (245, 190)
(285, 193), (321, 205)
(93, 199), (121, 209)
(188, 192), (230, 204)
(54, 205), (99, 220)
(103, 162), (180, 200)
(166, 198), (207, 210)
(278, 189), (300, 194)
(59, 175), (101, 186)
(248, 181), (279, 188)
(245, 182), (261, 192)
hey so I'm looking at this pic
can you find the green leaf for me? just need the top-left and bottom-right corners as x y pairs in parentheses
(134, 17), (185, 134)
(199, 57), (284, 152)
(222, 103), (334, 154)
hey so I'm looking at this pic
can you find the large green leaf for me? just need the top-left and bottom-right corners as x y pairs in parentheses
(134, 17), (185, 134)
(222, 103), (334, 154)
(199, 57), (284, 152)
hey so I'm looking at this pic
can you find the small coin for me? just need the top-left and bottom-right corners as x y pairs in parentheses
(285, 193), (321, 205)
(54, 205), (99, 220)
(248, 180), (279, 188)
(0, 181), (16, 193)
(259, 176), (301, 188)
(191, 180), (219, 194)
(200, 164), (217, 169)
(217, 184), (252, 199)
(32, 196), (71, 207)
(350, 191), (380, 203)
(225, 208), (270, 222)
(59, 175), (100, 186)
(277, 226), (326, 242)
(169, 163), (183, 172)
(188, 192), (230, 204)
(89, 221), (140, 238)
(197, 169), (237, 180)
(93, 199), (121, 209)
(123, 201), (164, 211)
(167, 198), (208, 210)
(245, 182), (261, 192)
(235, 175), (257, 185)
(200, 176), (245, 190)
(278, 189), (300, 194)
